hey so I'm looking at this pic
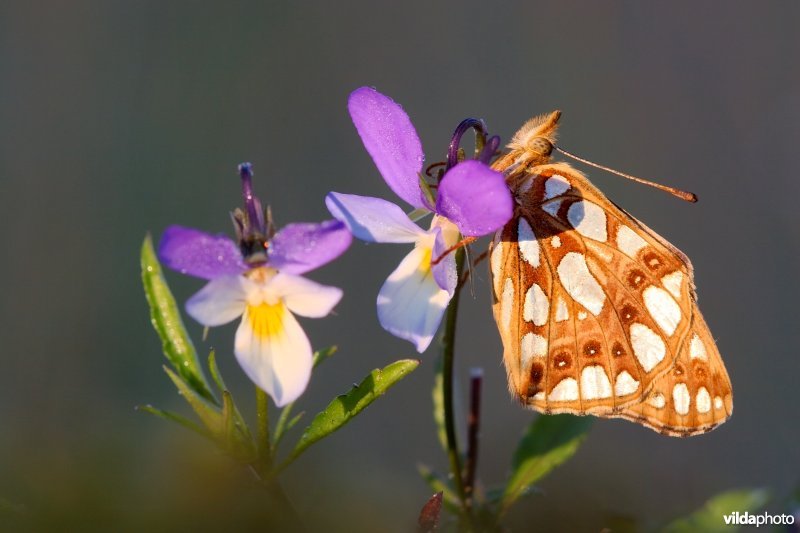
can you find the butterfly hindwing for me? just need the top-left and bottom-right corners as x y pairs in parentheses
(490, 160), (732, 435)
(616, 310), (733, 436)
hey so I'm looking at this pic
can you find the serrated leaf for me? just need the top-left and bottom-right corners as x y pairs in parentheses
(500, 414), (592, 515)
(164, 366), (222, 434)
(136, 404), (211, 438)
(312, 345), (338, 369)
(662, 488), (769, 533)
(288, 359), (419, 462)
(141, 235), (215, 403)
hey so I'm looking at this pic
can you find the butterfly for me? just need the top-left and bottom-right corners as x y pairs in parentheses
(488, 111), (732, 436)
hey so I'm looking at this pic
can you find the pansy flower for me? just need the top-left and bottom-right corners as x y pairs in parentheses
(159, 164), (352, 406)
(327, 87), (513, 352)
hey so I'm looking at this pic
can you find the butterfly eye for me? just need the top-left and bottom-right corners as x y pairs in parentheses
(527, 137), (553, 159)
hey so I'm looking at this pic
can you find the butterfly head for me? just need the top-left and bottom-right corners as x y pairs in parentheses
(506, 110), (562, 169)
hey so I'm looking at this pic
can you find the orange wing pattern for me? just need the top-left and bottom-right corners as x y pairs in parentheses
(489, 160), (732, 436)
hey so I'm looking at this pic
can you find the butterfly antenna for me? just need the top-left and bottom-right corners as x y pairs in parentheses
(555, 146), (698, 203)
(464, 246), (478, 297)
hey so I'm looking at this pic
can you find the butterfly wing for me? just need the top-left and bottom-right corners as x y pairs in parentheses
(615, 309), (733, 436)
(489, 162), (732, 434)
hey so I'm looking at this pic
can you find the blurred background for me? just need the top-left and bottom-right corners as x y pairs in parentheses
(1, 1), (798, 531)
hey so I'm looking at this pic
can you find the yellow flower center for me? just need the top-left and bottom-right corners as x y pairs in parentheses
(247, 302), (285, 339)
(418, 247), (433, 276)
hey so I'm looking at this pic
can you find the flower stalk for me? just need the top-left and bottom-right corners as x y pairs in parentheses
(441, 248), (467, 507)
(255, 386), (273, 475)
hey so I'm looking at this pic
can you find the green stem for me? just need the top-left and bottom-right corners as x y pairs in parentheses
(255, 387), (272, 473)
(250, 388), (304, 529)
(441, 248), (474, 525)
(271, 401), (295, 452)
(248, 465), (306, 531)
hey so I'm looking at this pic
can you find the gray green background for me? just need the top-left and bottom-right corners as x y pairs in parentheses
(1, 2), (797, 531)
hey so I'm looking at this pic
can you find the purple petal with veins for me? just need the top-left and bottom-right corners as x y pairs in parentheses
(268, 219), (352, 275)
(348, 87), (426, 209)
(435, 161), (513, 237)
(158, 225), (247, 280)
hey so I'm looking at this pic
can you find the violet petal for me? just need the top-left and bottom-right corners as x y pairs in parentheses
(435, 161), (513, 237)
(269, 220), (352, 275)
(158, 225), (247, 280)
(326, 192), (425, 243)
(348, 87), (426, 208)
(431, 227), (457, 297)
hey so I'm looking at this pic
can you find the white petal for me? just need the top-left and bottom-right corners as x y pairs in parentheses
(234, 304), (312, 407)
(377, 246), (451, 352)
(185, 275), (248, 326)
(271, 273), (343, 318)
(326, 192), (426, 243)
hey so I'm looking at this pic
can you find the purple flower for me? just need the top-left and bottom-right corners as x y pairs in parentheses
(327, 87), (513, 352)
(159, 164), (352, 406)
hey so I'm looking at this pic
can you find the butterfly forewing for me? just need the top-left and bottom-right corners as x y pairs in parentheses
(490, 154), (732, 436)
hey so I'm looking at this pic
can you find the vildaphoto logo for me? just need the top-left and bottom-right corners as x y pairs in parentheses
(723, 511), (795, 527)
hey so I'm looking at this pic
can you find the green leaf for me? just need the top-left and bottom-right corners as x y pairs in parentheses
(287, 359), (419, 464)
(207, 350), (227, 392)
(208, 352), (252, 442)
(500, 414), (592, 515)
(407, 208), (431, 223)
(141, 235), (215, 403)
(164, 366), (222, 434)
(662, 488), (769, 533)
(431, 355), (447, 453)
(136, 404), (210, 438)
(312, 345), (338, 369)
(286, 411), (305, 431)
(221, 391), (255, 461)
(419, 174), (437, 208)
(417, 464), (459, 512)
